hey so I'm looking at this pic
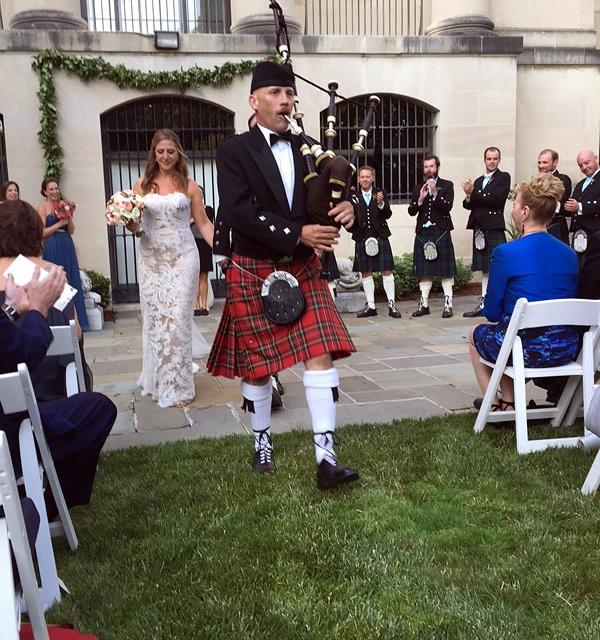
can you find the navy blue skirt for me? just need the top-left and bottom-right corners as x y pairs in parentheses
(473, 313), (579, 367)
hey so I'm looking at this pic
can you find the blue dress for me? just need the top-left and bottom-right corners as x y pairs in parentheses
(474, 232), (579, 367)
(42, 214), (89, 329)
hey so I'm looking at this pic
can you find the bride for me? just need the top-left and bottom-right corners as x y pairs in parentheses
(128, 129), (214, 408)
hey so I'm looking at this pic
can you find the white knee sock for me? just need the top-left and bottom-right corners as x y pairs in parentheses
(304, 368), (339, 464)
(481, 273), (489, 297)
(419, 279), (433, 306)
(442, 277), (454, 304)
(241, 379), (272, 452)
(362, 275), (375, 309)
(382, 273), (396, 304)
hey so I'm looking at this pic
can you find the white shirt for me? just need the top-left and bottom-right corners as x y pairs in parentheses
(257, 123), (295, 210)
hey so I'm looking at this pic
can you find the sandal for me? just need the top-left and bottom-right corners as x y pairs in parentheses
(499, 400), (515, 411)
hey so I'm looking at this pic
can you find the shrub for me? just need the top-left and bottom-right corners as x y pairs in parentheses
(84, 269), (112, 308)
(373, 253), (473, 299)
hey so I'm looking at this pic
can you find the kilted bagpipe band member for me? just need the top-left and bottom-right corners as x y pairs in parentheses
(407, 154), (456, 318)
(537, 148), (572, 245)
(461, 146), (511, 318)
(206, 61), (359, 489)
(351, 166), (402, 319)
(564, 149), (600, 267)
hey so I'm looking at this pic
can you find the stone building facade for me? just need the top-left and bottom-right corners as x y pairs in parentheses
(0, 0), (598, 299)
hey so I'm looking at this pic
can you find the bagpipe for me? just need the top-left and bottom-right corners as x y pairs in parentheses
(269, 2), (380, 277)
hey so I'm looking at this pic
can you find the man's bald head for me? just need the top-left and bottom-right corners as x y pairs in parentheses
(577, 149), (599, 177)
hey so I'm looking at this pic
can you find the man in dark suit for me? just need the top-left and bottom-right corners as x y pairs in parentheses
(212, 115), (285, 410)
(1, 267), (116, 521)
(351, 165), (401, 319)
(564, 149), (600, 266)
(206, 61), (359, 489)
(408, 155), (456, 318)
(537, 148), (572, 244)
(461, 146), (511, 317)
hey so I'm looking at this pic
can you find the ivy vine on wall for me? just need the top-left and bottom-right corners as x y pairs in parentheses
(31, 48), (265, 179)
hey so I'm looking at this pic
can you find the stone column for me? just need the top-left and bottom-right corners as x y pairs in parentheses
(5, 0), (87, 30)
(426, 0), (495, 36)
(230, 0), (301, 35)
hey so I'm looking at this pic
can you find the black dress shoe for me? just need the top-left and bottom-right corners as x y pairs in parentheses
(357, 304), (377, 318)
(194, 309), (201, 316)
(463, 298), (484, 318)
(271, 386), (283, 409)
(316, 459), (359, 489)
(388, 301), (401, 318)
(442, 297), (453, 318)
(412, 297), (430, 317)
(272, 372), (285, 395)
(252, 450), (276, 475)
(200, 309), (209, 316)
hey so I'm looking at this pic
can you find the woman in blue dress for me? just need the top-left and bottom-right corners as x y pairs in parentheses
(37, 177), (88, 329)
(469, 172), (579, 410)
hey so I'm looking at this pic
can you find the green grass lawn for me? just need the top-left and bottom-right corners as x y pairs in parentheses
(46, 415), (600, 639)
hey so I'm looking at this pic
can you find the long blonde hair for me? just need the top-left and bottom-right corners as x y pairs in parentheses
(141, 129), (189, 195)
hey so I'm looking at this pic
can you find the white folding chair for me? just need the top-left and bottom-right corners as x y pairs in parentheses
(580, 379), (600, 494)
(474, 298), (600, 454)
(47, 320), (87, 396)
(0, 364), (78, 607)
(0, 431), (49, 640)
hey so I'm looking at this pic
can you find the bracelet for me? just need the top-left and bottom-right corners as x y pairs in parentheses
(1, 303), (20, 322)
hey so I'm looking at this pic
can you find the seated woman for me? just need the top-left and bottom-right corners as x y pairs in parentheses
(469, 172), (580, 411)
(0, 199), (91, 399)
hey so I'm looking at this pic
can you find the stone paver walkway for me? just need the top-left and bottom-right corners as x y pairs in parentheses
(87, 295), (544, 451)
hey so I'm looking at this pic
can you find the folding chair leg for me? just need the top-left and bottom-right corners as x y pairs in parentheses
(0, 433), (49, 640)
(19, 367), (78, 552)
(19, 421), (61, 608)
(582, 449), (600, 495)
(0, 518), (19, 640)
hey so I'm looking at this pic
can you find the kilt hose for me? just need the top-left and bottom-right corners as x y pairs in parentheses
(547, 217), (570, 245)
(353, 237), (395, 273)
(471, 228), (507, 273)
(412, 227), (457, 278)
(206, 253), (355, 380)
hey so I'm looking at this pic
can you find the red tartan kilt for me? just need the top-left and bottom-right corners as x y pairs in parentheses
(207, 253), (355, 379)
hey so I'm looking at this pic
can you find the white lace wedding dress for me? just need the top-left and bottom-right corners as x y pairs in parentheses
(137, 192), (209, 408)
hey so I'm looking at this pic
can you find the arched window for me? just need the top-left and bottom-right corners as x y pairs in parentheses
(320, 94), (437, 202)
(101, 96), (234, 302)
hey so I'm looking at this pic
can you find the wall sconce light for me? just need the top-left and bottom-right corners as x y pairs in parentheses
(154, 31), (179, 50)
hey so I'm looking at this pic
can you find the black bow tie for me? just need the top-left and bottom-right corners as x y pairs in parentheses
(270, 130), (293, 145)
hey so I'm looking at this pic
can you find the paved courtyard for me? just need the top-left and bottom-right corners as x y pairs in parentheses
(87, 294), (545, 451)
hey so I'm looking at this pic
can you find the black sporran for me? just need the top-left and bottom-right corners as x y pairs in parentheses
(261, 271), (306, 325)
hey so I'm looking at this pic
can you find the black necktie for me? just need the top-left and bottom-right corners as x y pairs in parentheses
(270, 130), (293, 146)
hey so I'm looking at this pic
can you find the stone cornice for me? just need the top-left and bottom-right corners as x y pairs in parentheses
(0, 30), (524, 57)
(517, 47), (600, 66)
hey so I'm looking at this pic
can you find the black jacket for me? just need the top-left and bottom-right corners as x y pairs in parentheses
(216, 126), (311, 261)
(552, 169), (573, 219)
(570, 172), (600, 233)
(463, 169), (511, 231)
(408, 177), (454, 232)
(350, 188), (392, 241)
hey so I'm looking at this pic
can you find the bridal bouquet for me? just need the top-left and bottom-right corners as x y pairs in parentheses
(54, 200), (76, 218)
(106, 190), (145, 237)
